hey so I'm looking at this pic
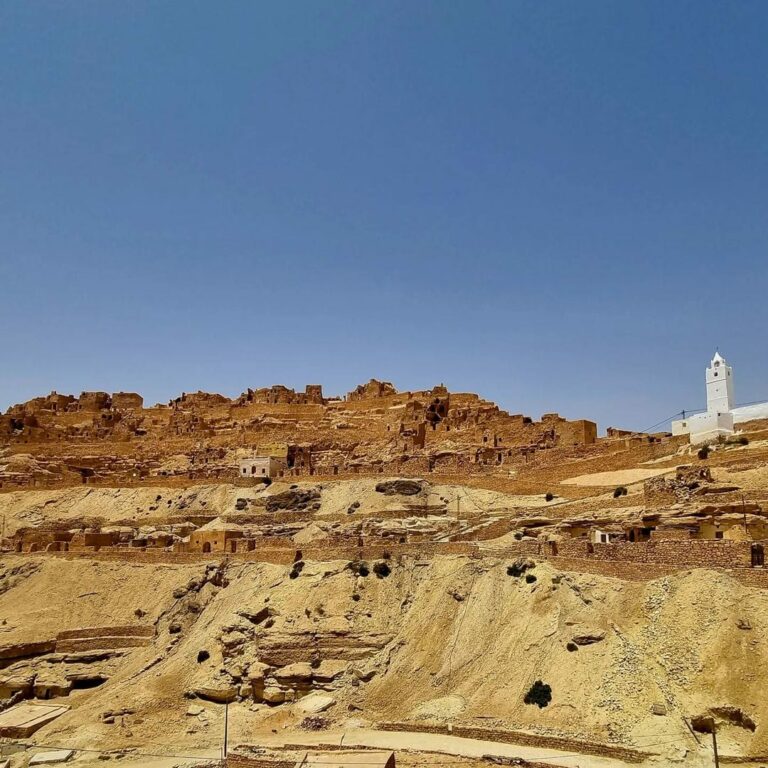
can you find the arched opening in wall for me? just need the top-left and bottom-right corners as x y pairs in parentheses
(71, 676), (107, 690)
(202, 542), (211, 554)
(752, 543), (764, 568)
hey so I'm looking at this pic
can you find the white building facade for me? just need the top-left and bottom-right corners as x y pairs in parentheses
(672, 352), (768, 444)
(239, 456), (286, 479)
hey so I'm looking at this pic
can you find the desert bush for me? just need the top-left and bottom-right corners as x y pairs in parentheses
(507, 559), (533, 578)
(545, 492), (554, 502)
(348, 560), (370, 577)
(524, 680), (552, 708)
(613, 486), (628, 498)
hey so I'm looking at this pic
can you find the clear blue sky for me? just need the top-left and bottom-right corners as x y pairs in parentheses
(2, 1), (767, 431)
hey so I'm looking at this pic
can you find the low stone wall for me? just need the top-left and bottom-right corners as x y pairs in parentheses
(226, 757), (294, 768)
(378, 723), (652, 763)
(548, 556), (680, 582)
(8, 538), (768, 589)
(481, 541), (544, 558)
(554, 538), (755, 569)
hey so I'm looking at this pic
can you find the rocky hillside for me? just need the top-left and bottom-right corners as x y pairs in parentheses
(0, 554), (765, 762)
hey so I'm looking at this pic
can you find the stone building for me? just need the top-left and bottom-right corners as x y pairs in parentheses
(188, 519), (244, 553)
(239, 455), (286, 480)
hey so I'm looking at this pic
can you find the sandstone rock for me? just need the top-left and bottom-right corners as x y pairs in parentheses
(192, 685), (238, 703)
(571, 632), (606, 645)
(375, 479), (424, 496)
(30, 752), (74, 765)
(262, 686), (287, 704)
(296, 693), (335, 714)
(312, 660), (348, 682)
(265, 488), (321, 513)
(273, 662), (313, 682)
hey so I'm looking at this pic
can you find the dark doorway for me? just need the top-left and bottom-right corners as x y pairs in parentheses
(752, 543), (764, 567)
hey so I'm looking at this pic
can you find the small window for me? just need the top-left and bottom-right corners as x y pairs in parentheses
(714, 372), (718, 377)
(715, 531), (724, 540)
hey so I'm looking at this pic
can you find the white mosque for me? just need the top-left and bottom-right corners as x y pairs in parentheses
(671, 351), (768, 443)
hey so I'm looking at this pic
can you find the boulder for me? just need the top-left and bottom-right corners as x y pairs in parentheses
(192, 685), (238, 703)
(29, 752), (73, 765)
(312, 660), (348, 683)
(273, 662), (313, 682)
(375, 480), (424, 496)
(262, 686), (287, 704)
(295, 693), (335, 714)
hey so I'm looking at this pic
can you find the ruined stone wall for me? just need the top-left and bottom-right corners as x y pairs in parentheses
(378, 723), (649, 763)
(112, 392), (143, 409)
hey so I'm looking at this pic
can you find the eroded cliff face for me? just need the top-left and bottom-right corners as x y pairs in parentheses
(1, 554), (765, 760)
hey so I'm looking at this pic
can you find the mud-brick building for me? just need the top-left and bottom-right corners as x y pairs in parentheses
(186, 519), (244, 554)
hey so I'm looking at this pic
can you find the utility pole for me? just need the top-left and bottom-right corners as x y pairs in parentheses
(222, 700), (229, 763)
(711, 719), (720, 768)
(742, 494), (748, 536)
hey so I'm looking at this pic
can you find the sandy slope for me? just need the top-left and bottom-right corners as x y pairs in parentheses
(2, 554), (764, 764)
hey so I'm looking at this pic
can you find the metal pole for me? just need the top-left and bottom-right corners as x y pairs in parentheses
(223, 700), (229, 761)
(712, 723), (720, 768)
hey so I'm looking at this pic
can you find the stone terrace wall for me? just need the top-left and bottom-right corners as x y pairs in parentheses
(554, 538), (755, 568)
(11, 538), (768, 588)
(379, 723), (651, 763)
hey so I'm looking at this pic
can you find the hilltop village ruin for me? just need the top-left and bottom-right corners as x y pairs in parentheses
(0, 378), (600, 488)
(2, 357), (768, 766)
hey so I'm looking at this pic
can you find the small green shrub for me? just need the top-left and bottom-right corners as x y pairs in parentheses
(613, 486), (628, 498)
(698, 445), (711, 460)
(545, 492), (554, 502)
(525, 573), (537, 584)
